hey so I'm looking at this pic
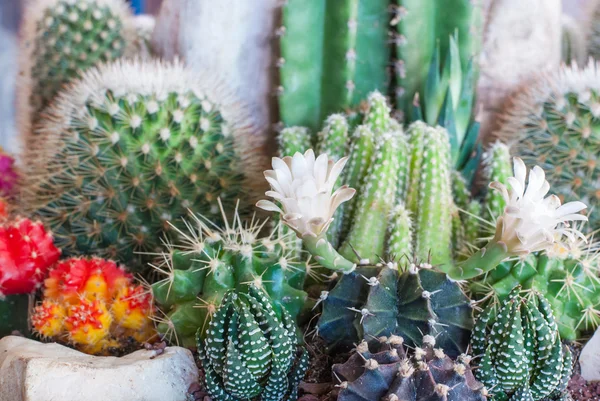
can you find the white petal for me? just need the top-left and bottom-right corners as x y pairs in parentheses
(256, 200), (282, 213)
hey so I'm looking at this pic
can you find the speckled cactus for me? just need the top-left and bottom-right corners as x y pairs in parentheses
(31, 257), (154, 355)
(471, 287), (573, 401)
(333, 335), (487, 401)
(278, 1), (390, 130)
(197, 286), (308, 401)
(21, 60), (265, 269)
(18, 0), (137, 139)
(499, 61), (600, 229)
(152, 207), (308, 348)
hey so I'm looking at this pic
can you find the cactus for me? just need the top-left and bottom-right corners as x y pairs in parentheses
(471, 287), (573, 401)
(0, 218), (61, 337)
(318, 258), (473, 354)
(498, 62), (600, 229)
(18, 0), (137, 139)
(31, 257), (154, 354)
(152, 206), (308, 348)
(481, 141), (512, 223)
(278, 0), (390, 130)
(333, 335), (487, 401)
(197, 286), (308, 401)
(21, 60), (264, 268)
(0, 149), (18, 199)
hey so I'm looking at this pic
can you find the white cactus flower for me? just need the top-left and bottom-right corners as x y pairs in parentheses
(257, 149), (355, 237)
(489, 157), (588, 256)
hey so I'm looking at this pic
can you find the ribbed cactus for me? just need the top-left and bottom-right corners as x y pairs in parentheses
(333, 335), (487, 401)
(499, 62), (600, 229)
(152, 207), (308, 347)
(278, 0), (390, 130)
(471, 288), (573, 401)
(21, 60), (265, 269)
(482, 141), (512, 222)
(197, 286), (308, 401)
(18, 0), (136, 138)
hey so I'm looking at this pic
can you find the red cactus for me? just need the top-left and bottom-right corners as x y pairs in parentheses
(0, 218), (60, 296)
(0, 150), (18, 198)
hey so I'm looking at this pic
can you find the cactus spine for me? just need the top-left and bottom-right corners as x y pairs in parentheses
(197, 286), (308, 401)
(278, 0), (390, 130)
(21, 60), (265, 268)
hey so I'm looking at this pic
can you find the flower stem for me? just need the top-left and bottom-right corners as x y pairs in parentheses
(446, 240), (508, 280)
(302, 234), (356, 273)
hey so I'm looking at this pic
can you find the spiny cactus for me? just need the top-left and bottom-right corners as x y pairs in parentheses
(197, 286), (308, 401)
(0, 218), (61, 337)
(152, 205), (308, 348)
(481, 141), (512, 223)
(278, 0), (390, 130)
(31, 257), (154, 354)
(18, 0), (137, 139)
(471, 287), (573, 401)
(0, 149), (18, 198)
(21, 60), (265, 269)
(333, 335), (487, 401)
(499, 61), (600, 229)
(318, 258), (473, 355)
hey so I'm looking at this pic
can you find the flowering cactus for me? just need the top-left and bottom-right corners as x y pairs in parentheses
(31, 257), (154, 354)
(0, 218), (60, 336)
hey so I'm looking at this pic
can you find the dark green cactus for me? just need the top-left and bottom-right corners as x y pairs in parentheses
(333, 335), (487, 401)
(22, 60), (264, 269)
(152, 208), (308, 348)
(471, 288), (573, 401)
(278, 0), (390, 130)
(197, 286), (309, 401)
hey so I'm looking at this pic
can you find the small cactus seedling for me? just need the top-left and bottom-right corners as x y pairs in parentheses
(18, 0), (137, 139)
(197, 286), (309, 401)
(152, 204), (308, 348)
(0, 218), (61, 337)
(31, 257), (154, 354)
(471, 288), (573, 401)
(21, 60), (266, 269)
(333, 335), (487, 401)
(499, 61), (600, 229)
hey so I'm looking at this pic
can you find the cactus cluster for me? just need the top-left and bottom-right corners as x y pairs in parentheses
(31, 257), (154, 354)
(471, 288), (573, 401)
(18, 0), (136, 138)
(0, 218), (61, 337)
(498, 61), (600, 229)
(333, 334), (487, 401)
(21, 60), (263, 269)
(197, 286), (308, 401)
(152, 205), (308, 348)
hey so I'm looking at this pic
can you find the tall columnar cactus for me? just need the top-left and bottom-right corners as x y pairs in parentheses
(152, 207), (308, 348)
(0, 218), (61, 337)
(333, 335), (487, 401)
(498, 62), (600, 229)
(471, 288), (573, 401)
(18, 0), (136, 139)
(21, 60), (266, 269)
(278, 0), (390, 130)
(197, 286), (309, 401)
(481, 141), (512, 222)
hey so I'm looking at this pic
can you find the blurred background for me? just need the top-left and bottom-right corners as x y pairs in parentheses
(0, 0), (595, 152)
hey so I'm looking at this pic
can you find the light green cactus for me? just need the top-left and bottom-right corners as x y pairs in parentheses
(482, 141), (512, 222)
(21, 60), (265, 269)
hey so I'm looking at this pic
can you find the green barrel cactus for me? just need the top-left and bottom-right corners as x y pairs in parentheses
(198, 286), (309, 401)
(499, 62), (600, 229)
(333, 335), (487, 401)
(471, 288), (573, 401)
(278, 0), (390, 130)
(152, 208), (308, 347)
(18, 0), (136, 139)
(21, 60), (266, 269)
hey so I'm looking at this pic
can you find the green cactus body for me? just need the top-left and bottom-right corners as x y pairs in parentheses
(278, 0), (390, 130)
(21, 61), (265, 268)
(152, 210), (308, 347)
(333, 336), (487, 401)
(19, 0), (135, 138)
(471, 288), (573, 401)
(387, 204), (412, 259)
(501, 62), (600, 229)
(0, 295), (31, 337)
(483, 141), (512, 221)
(198, 286), (308, 401)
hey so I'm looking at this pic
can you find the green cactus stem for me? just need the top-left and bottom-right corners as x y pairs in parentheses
(0, 295), (31, 337)
(482, 141), (512, 221)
